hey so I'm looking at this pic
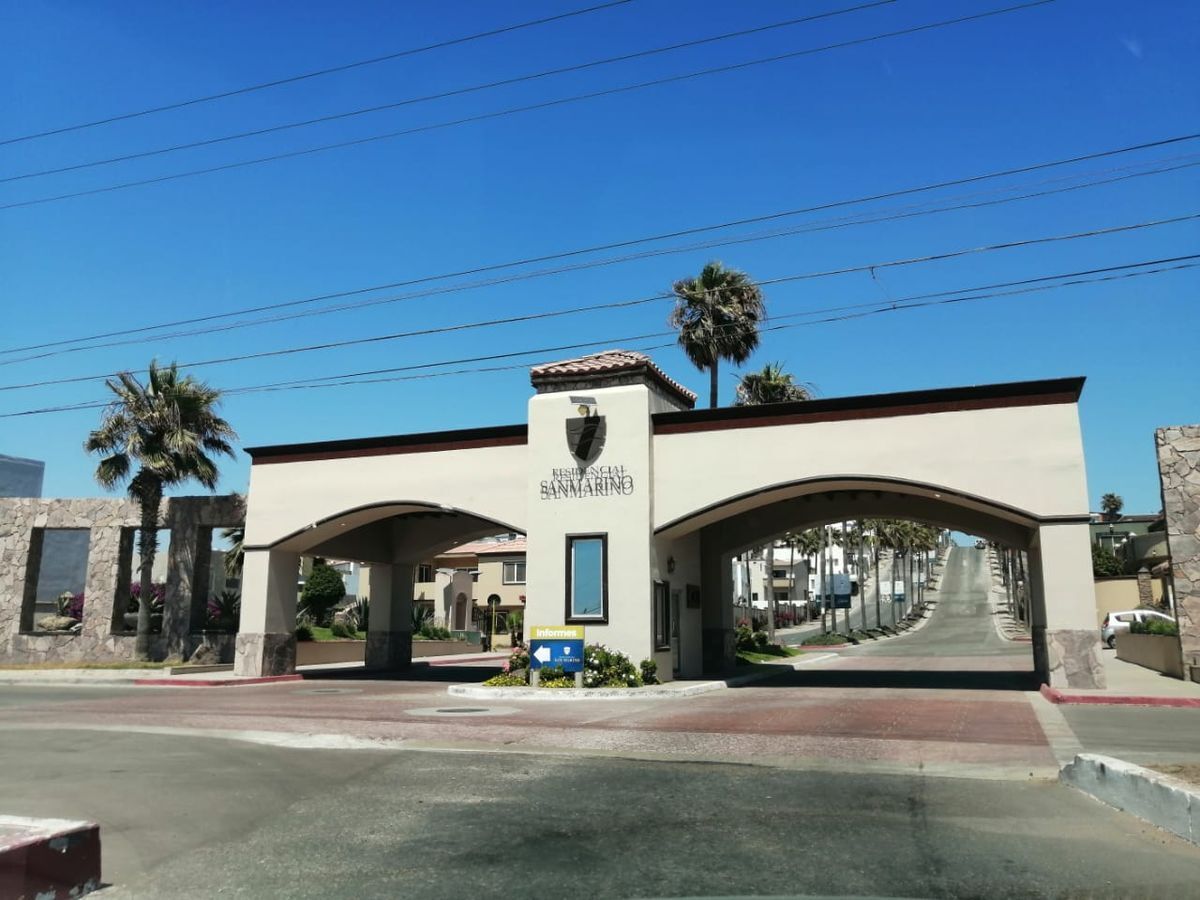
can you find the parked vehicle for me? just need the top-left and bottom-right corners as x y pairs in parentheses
(1101, 609), (1175, 648)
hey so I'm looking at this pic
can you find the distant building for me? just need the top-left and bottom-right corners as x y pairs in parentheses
(0, 454), (44, 498)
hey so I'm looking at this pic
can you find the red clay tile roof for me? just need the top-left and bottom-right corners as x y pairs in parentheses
(529, 349), (696, 407)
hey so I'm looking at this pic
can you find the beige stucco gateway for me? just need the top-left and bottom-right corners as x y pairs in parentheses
(237, 350), (1103, 689)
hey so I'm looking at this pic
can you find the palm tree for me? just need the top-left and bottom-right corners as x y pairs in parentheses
(85, 362), (237, 660)
(735, 362), (813, 406)
(1100, 492), (1124, 522)
(792, 528), (823, 620)
(669, 261), (767, 408)
(221, 526), (244, 578)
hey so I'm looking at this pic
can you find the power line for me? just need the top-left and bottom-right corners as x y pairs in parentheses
(6, 155), (1193, 368)
(4, 256), (1193, 419)
(1, 2), (897, 184)
(213, 255), (1200, 392)
(0, 0), (637, 147)
(2, 212), (1193, 394)
(0, 0), (1058, 212)
(4, 130), (1192, 359)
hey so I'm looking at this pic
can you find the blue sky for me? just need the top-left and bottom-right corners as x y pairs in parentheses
(1, 0), (1196, 513)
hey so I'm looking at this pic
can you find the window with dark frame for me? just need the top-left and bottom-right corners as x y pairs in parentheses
(566, 534), (607, 622)
(416, 564), (434, 583)
(653, 580), (670, 650)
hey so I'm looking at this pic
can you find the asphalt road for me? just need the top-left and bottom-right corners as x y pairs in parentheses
(846, 546), (1029, 659)
(3, 728), (1199, 899)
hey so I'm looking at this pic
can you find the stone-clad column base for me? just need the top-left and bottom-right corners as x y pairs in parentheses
(1046, 628), (1105, 689)
(234, 632), (296, 677)
(365, 630), (412, 670)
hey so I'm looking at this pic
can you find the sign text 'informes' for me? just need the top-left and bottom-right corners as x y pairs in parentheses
(539, 465), (634, 500)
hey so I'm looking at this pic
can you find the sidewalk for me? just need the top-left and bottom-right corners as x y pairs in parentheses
(1043, 649), (1200, 707)
(0, 651), (509, 687)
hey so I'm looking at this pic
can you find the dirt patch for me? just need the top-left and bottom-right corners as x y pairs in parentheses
(1148, 763), (1200, 786)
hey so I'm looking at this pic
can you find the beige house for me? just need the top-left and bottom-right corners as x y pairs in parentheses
(409, 536), (527, 632)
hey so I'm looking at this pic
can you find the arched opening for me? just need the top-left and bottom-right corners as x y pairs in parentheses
(235, 501), (524, 677)
(657, 476), (1093, 687)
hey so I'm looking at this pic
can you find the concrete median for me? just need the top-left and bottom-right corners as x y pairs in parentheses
(1060, 753), (1200, 845)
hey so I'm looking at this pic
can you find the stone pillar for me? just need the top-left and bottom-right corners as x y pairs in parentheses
(699, 533), (735, 674)
(1156, 425), (1200, 672)
(163, 519), (201, 660)
(365, 562), (413, 669)
(1136, 567), (1154, 608)
(234, 548), (298, 676)
(1030, 522), (1105, 688)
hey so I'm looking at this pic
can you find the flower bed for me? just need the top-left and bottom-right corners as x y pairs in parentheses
(483, 643), (654, 689)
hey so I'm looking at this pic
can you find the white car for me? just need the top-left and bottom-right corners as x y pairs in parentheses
(1101, 609), (1175, 648)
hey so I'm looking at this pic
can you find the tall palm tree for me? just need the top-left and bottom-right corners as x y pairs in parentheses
(85, 362), (237, 660)
(1100, 492), (1124, 522)
(735, 362), (813, 406)
(669, 261), (767, 408)
(792, 528), (822, 620)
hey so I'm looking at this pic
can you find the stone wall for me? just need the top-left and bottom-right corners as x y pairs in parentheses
(1157, 425), (1200, 672)
(0, 495), (243, 665)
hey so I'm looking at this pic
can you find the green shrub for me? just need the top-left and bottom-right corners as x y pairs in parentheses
(735, 625), (756, 652)
(803, 632), (851, 646)
(329, 620), (354, 639)
(295, 622), (314, 642)
(639, 658), (659, 685)
(299, 561), (345, 626)
(752, 631), (769, 650)
(1092, 544), (1123, 577)
(1131, 617), (1178, 636)
(583, 643), (642, 688)
(416, 623), (452, 641)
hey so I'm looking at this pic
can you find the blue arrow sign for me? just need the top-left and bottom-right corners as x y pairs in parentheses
(529, 639), (584, 673)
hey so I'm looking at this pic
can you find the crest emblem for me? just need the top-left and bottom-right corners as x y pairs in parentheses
(565, 415), (606, 466)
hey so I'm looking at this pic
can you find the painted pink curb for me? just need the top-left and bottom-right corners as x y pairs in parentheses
(133, 674), (304, 687)
(1040, 683), (1200, 708)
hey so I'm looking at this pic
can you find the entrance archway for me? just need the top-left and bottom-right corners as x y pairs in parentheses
(235, 500), (523, 676)
(656, 475), (1093, 686)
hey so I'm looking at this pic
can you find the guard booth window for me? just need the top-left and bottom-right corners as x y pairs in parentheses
(566, 534), (607, 622)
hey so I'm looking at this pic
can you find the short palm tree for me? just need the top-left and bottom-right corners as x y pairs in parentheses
(85, 362), (237, 660)
(669, 261), (766, 408)
(735, 362), (814, 406)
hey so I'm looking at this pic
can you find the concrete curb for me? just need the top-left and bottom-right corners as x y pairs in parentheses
(1060, 753), (1200, 845)
(448, 680), (728, 701)
(1040, 683), (1200, 709)
(448, 651), (837, 701)
(0, 814), (101, 899)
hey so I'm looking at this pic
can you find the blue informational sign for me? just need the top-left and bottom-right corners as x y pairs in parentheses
(529, 639), (584, 673)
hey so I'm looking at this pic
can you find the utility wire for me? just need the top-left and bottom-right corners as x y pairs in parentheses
(0, 2), (896, 184)
(4, 257), (1193, 419)
(2, 212), (1193, 394)
(0, 0), (637, 147)
(0, 0), (1058, 212)
(4, 154), (1194, 368)
(3, 129), (1192, 358)
(212, 255), (1200, 392)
